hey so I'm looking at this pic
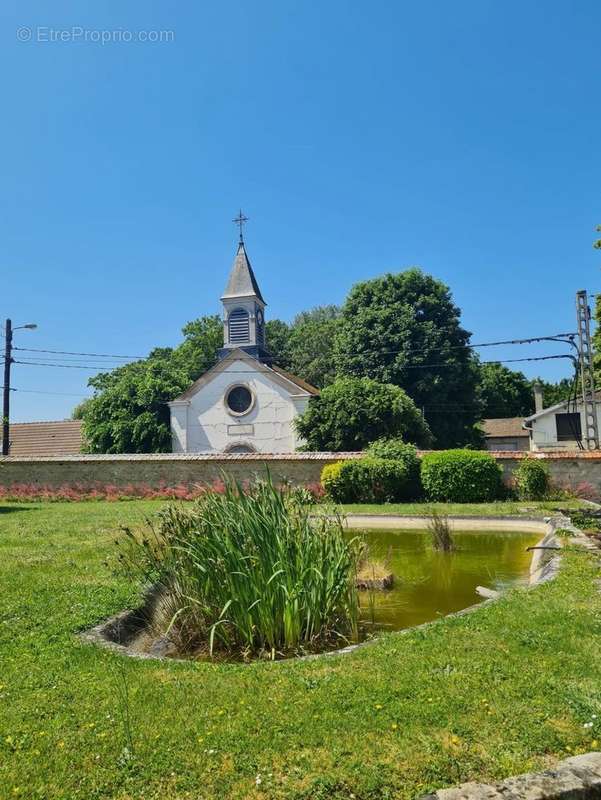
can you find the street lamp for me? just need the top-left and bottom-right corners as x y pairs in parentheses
(2, 319), (38, 456)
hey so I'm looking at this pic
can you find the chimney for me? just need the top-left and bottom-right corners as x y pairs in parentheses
(533, 382), (544, 414)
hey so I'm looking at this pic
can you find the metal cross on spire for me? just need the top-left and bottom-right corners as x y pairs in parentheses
(233, 209), (249, 243)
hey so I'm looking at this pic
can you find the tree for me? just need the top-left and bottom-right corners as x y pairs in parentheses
(295, 376), (432, 451)
(285, 305), (341, 388)
(265, 319), (291, 366)
(594, 224), (601, 250)
(334, 269), (481, 448)
(80, 315), (223, 453)
(82, 358), (189, 453)
(477, 362), (534, 418)
(173, 315), (223, 380)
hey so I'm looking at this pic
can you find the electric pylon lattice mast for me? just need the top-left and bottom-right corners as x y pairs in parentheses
(576, 289), (599, 450)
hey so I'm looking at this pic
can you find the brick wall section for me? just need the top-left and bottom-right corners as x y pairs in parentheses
(0, 450), (600, 492)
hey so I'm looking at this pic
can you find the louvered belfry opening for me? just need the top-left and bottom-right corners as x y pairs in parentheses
(228, 307), (250, 344)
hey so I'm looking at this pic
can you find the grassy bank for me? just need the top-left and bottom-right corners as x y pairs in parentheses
(339, 499), (590, 516)
(1, 500), (600, 799)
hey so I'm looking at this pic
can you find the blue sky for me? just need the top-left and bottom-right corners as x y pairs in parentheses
(2, 1), (600, 421)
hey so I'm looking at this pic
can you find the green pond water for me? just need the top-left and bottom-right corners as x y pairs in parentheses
(352, 529), (541, 632)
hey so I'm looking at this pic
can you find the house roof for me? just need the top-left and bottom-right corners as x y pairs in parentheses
(523, 391), (601, 423)
(0, 420), (83, 457)
(170, 349), (319, 402)
(221, 242), (265, 304)
(482, 417), (529, 438)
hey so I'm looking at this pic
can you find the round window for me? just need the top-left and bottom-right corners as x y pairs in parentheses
(226, 385), (253, 415)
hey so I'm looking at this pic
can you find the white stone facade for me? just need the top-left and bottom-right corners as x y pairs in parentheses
(169, 351), (314, 454)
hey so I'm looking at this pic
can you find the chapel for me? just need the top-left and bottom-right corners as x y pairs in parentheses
(169, 233), (318, 453)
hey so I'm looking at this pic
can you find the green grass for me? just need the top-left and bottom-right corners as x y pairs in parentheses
(1, 500), (601, 799)
(338, 499), (591, 516)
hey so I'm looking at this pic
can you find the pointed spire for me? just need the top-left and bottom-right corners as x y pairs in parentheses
(221, 241), (266, 305)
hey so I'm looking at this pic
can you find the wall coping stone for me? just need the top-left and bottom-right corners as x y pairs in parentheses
(1, 449), (601, 463)
(0, 451), (363, 463)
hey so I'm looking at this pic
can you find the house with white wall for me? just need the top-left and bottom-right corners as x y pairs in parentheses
(169, 238), (318, 453)
(523, 382), (598, 451)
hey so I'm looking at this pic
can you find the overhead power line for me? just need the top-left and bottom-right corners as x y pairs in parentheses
(12, 331), (578, 365)
(13, 346), (147, 359)
(13, 353), (575, 375)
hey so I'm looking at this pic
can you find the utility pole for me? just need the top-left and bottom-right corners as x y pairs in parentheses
(575, 290), (599, 450)
(2, 319), (12, 456)
(2, 319), (37, 457)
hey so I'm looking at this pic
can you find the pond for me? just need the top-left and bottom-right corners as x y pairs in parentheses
(352, 529), (540, 633)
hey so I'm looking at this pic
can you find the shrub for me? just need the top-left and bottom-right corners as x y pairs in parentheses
(295, 377), (432, 451)
(366, 438), (417, 461)
(421, 450), (502, 503)
(320, 462), (346, 502)
(366, 439), (422, 497)
(119, 477), (360, 659)
(321, 457), (420, 503)
(514, 458), (550, 500)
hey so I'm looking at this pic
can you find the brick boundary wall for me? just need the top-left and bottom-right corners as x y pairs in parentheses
(0, 450), (601, 494)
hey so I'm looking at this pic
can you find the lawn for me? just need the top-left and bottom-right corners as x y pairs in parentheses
(339, 499), (591, 516)
(1, 500), (601, 800)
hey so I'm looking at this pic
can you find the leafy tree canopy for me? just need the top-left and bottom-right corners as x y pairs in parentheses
(295, 376), (432, 451)
(81, 316), (222, 453)
(285, 306), (341, 389)
(477, 362), (534, 418)
(334, 269), (481, 448)
(265, 319), (291, 366)
(265, 307), (341, 389)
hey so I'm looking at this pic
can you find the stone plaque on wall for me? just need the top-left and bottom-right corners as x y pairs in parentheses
(227, 424), (254, 436)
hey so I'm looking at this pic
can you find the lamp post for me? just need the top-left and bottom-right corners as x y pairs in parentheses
(2, 319), (37, 456)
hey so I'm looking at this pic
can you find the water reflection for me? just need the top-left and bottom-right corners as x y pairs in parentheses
(350, 529), (540, 632)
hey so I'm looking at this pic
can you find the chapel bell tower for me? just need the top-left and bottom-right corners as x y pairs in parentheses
(218, 212), (271, 363)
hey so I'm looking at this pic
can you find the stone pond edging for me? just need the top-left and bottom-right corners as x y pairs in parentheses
(419, 751), (601, 800)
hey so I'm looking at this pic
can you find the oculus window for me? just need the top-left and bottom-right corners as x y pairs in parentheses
(226, 385), (253, 415)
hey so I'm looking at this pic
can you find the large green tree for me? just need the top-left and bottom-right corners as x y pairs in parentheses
(477, 362), (534, 418)
(81, 316), (222, 453)
(334, 269), (481, 448)
(265, 319), (291, 366)
(285, 306), (340, 388)
(295, 376), (432, 451)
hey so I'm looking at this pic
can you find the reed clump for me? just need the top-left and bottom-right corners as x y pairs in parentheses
(428, 510), (455, 552)
(119, 478), (360, 660)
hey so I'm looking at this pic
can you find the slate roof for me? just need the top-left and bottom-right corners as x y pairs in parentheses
(221, 242), (265, 304)
(271, 365), (319, 396)
(482, 417), (529, 439)
(0, 420), (83, 456)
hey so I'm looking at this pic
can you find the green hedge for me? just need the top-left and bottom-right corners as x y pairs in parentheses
(321, 456), (420, 503)
(514, 457), (550, 500)
(420, 450), (502, 503)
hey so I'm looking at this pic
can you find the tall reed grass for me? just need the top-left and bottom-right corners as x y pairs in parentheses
(427, 510), (454, 552)
(120, 478), (359, 660)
